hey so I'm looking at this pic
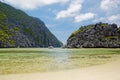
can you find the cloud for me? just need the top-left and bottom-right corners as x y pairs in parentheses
(0, 0), (69, 10)
(75, 13), (96, 22)
(108, 14), (120, 22)
(56, 0), (84, 19)
(94, 14), (120, 25)
(56, 0), (96, 23)
(93, 0), (120, 25)
(100, 0), (120, 11)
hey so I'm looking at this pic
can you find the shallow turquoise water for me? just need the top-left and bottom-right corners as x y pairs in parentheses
(0, 48), (120, 74)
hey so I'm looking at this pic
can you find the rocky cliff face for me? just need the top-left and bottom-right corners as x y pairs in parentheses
(67, 22), (120, 48)
(0, 2), (62, 48)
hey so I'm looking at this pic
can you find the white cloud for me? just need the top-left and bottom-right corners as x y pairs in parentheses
(1, 0), (69, 10)
(108, 14), (120, 22)
(100, 0), (120, 11)
(56, 0), (84, 19)
(93, 0), (120, 25)
(75, 13), (96, 22)
(94, 14), (120, 25)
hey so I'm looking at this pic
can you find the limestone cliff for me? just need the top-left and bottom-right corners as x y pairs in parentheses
(0, 2), (62, 48)
(67, 22), (120, 48)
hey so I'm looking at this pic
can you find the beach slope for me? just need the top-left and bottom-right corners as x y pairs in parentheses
(0, 60), (120, 80)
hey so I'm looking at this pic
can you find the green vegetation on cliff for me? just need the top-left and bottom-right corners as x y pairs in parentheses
(0, 2), (62, 48)
(67, 22), (120, 48)
(0, 11), (15, 47)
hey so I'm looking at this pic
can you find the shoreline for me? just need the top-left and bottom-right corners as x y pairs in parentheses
(0, 59), (120, 80)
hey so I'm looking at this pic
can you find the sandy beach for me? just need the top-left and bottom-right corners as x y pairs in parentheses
(0, 59), (120, 80)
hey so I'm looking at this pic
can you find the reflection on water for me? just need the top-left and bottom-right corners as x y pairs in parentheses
(35, 49), (72, 71)
(0, 48), (120, 74)
(50, 49), (71, 70)
(26, 48), (120, 71)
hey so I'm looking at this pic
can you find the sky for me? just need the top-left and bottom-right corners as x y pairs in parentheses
(1, 0), (120, 44)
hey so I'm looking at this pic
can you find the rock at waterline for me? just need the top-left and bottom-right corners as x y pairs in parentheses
(66, 22), (120, 48)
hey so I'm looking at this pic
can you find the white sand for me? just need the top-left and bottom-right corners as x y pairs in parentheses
(0, 60), (120, 80)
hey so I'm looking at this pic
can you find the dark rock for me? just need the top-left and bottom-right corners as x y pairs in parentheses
(67, 22), (120, 48)
(0, 2), (62, 48)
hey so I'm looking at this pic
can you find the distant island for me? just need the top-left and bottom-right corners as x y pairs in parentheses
(66, 22), (120, 48)
(0, 2), (62, 48)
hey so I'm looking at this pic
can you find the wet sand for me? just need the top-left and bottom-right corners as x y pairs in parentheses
(0, 60), (120, 80)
